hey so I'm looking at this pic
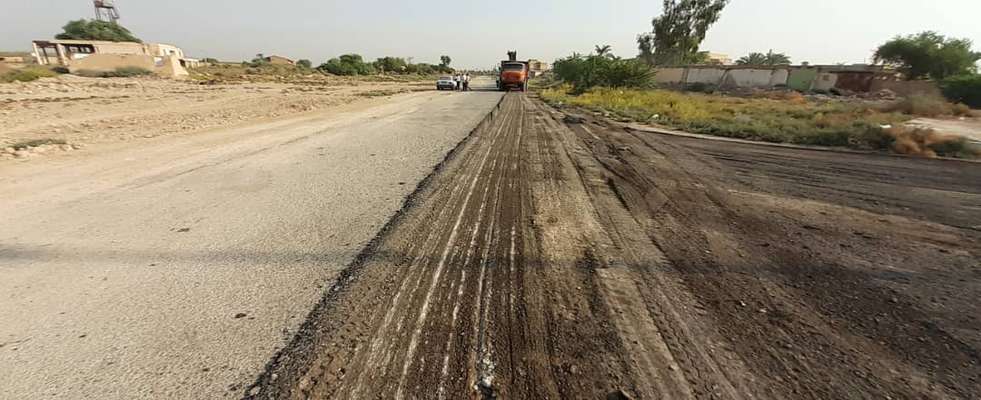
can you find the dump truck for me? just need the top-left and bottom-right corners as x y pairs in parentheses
(497, 51), (530, 92)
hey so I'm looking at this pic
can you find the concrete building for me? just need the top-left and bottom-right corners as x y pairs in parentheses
(705, 52), (732, 65)
(31, 39), (190, 78)
(528, 59), (551, 78)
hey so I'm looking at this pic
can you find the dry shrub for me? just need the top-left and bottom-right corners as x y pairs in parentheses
(885, 126), (969, 158)
(952, 103), (971, 116)
(883, 94), (970, 117)
(762, 90), (807, 104)
(812, 112), (851, 129)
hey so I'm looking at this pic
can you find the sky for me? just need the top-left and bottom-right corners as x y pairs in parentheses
(2, 0), (979, 69)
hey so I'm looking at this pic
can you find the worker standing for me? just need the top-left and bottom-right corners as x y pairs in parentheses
(463, 73), (471, 92)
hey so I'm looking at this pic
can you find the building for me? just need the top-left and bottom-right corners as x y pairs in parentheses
(705, 52), (732, 65)
(528, 59), (551, 78)
(31, 39), (191, 78)
(264, 55), (295, 65)
(0, 56), (26, 64)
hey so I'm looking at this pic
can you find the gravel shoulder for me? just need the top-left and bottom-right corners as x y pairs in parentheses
(0, 83), (503, 399)
(0, 74), (431, 159)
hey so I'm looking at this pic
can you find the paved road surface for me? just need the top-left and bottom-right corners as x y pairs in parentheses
(0, 84), (502, 399)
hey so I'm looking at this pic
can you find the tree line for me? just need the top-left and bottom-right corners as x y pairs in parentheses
(315, 54), (455, 76)
(246, 53), (454, 76)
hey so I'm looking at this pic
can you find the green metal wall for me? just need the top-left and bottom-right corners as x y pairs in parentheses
(788, 69), (818, 91)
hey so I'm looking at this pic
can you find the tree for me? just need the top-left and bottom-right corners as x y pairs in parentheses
(317, 54), (375, 76)
(638, 0), (729, 65)
(296, 59), (312, 69)
(553, 50), (655, 93)
(374, 57), (408, 73)
(737, 53), (766, 65)
(874, 31), (980, 80)
(637, 33), (656, 65)
(595, 45), (613, 58)
(440, 55), (452, 68)
(736, 50), (791, 66)
(406, 63), (436, 74)
(941, 74), (981, 108)
(765, 51), (792, 65)
(55, 19), (141, 42)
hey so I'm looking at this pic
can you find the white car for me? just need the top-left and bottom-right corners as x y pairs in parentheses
(436, 76), (457, 91)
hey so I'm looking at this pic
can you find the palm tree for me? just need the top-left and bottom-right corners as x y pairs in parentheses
(595, 44), (613, 58)
(737, 50), (791, 66)
(764, 50), (792, 65)
(736, 53), (767, 65)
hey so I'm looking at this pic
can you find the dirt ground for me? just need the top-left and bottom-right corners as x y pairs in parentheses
(0, 75), (429, 158)
(248, 93), (981, 399)
(909, 117), (981, 143)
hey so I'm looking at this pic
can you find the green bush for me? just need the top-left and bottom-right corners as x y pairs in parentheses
(373, 57), (408, 73)
(0, 67), (58, 83)
(56, 19), (141, 42)
(941, 74), (981, 108)
(109, 66), (152, 77)
(75, 67), (152, 78)
(553, 52), (654, 93)
(317, 54), (375, 76)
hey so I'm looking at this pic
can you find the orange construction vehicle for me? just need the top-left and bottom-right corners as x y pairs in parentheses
(497, 51), (530, 92)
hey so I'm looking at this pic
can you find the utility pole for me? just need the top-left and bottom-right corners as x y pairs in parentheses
(94, 0), (121, 24)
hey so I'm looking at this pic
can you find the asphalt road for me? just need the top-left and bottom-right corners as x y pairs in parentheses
(0, 83), (503, 399)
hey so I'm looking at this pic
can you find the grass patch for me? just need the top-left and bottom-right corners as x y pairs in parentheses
(189, 62), (437, 84)
(357, 89), (406, 97)
(75, 67), (152, 78)
(541, 86), (910, 150)
(9, 138), (67, 150)
(0, 67), (59, 83)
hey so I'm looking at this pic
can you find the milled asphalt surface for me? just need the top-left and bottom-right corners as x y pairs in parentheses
(0, 83), (503, 399)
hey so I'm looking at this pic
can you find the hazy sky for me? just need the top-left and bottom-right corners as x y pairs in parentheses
(2, 0), (979, 68)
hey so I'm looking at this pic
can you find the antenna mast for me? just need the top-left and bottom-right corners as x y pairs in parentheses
(94, 0), (121, 24)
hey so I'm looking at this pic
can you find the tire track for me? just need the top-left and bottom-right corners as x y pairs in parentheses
(247, 93), (981, 400)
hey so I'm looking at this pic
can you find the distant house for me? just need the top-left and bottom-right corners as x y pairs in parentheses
(264, 55), (295, 65)
(0, 56), (26, 64)
(31, 39), (191, 78)
(528, 59), (551, 78)
(705, 52), (732, 65)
